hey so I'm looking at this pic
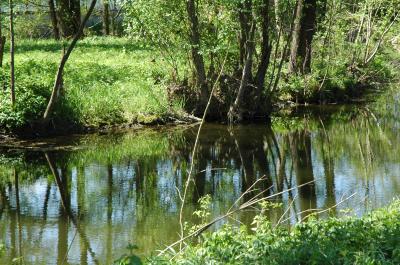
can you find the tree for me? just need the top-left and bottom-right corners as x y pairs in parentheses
(55, 0), (81, 37)
(49, 0), (60, 40)
(103, 0), (111, 35)
(186, 0), (208, 111)
(9, 0), (15, 106)
(43, 0), (98, 120)
(288, 0), (317, 74)
(0, 7), (5, 67)
(228, 0), (272, 122)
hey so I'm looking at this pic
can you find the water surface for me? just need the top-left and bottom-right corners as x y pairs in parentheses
(0, 90), (400, 264)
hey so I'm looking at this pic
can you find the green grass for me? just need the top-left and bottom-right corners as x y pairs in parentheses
(146, 200), (400, 265)
(0, 37), (184, 132)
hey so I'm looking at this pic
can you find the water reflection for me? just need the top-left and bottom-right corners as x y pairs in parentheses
(0, 102), (400, 264)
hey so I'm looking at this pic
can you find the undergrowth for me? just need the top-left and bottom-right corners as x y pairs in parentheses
(146, 200), (400, 265)
(0, 37), (184, 133)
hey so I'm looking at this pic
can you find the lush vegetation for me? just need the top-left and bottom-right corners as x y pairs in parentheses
(0, 0), (398, 134)
(0, 0), (399, 263)
(0, 37), (184, 134)
(146, 200), (400, 264)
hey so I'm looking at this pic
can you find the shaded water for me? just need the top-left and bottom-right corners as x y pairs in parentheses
(1, 91), (400, 264)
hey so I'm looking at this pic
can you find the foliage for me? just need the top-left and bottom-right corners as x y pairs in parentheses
(115, 244), (143, 265)
(124, 0), (400, 112)
(152, 199), (400, 264)
(0, 243), (4, 257)
(0, 76), (50, 131)
(0, 37), (184, 132)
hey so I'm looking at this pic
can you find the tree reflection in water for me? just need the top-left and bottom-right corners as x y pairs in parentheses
(0, 103), (400, 263)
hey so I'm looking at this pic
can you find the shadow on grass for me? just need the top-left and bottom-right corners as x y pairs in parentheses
(13, 38), (151, 53)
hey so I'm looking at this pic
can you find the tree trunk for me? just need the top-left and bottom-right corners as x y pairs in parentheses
(56, 0), (81, 37)
(186, 0), (208, 109)
(288, 0), (317, 74)
(0, 7), (5, 68)
(238, 1), (251, 70)
(228, 24), (256, 123)
(288, 0), (304, 74)
(49, 0), (60, 40)
(103, 0), (110, 35)
(273, 0), (281, 34)
(43, 0), (97, 120)
(255, 0), (271, 95)
(9, 0), (15, 106)
(0, 35), (5, 69)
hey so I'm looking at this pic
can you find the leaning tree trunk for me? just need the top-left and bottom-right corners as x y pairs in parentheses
(103, 0), (110, 35)
(186, 0), (208, 110)
(9, 0), (15, 106)
(49, 0), (60, 40)
(43, 0), (97, 120)
(288, 0), (317, 74)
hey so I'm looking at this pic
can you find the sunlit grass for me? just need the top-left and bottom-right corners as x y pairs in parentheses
(5, 36), (183, 128)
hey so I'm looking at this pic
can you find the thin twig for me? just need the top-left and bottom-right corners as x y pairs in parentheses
(178, 49), (229, 250)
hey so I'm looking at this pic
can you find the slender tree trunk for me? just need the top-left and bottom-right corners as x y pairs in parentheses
(273, 0), (281, 34)
(9, 0), (15, 106)
(43, 0), (97, 120)
(288, 0), (317, 74)
(238, 1), (252, 70)
(0, 36), (4, 68)
(228, 24), (256, 123)
(186, 0), (208, 109)
(288, 0), (304, 74)
(255, 0), (271, 95)
(0, 7), (5, 67)
(111, 0), (117, 35)
(49, 0), (60, 40)
(103, 0), (110, 35)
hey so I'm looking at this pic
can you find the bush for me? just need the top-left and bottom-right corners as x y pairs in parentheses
(0, 81), (50, 131)
(152, 200), (400, 265)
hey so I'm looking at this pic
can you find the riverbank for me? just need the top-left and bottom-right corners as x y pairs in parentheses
(0, 37), (190, 137)
(149, 200), (400, 264)
(0, 37), (398, 138)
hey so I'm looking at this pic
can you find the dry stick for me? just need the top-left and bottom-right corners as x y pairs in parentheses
(178, 51), (229, 250)
(159, 179), (316, 257)
(279, 192), (357, 225)
(228, 175), (269, 213)
(275, 194), (298, 227)
(43, 0), (97, 120)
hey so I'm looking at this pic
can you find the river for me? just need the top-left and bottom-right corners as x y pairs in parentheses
(0, 88), (399, 264)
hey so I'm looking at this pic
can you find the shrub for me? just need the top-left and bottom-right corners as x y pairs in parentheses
(152, 200), (400, 265)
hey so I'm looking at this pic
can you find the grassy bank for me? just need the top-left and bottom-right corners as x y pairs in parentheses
(145, 200), (400, 264)
(0, 36), (398, 136)
(0, 37), (185, 135)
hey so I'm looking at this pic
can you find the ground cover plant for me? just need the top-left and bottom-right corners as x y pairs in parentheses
(144, 199), (400, 265)
(0, 37), (184, 134)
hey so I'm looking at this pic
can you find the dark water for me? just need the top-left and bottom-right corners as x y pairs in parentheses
(1, 90), (400, 264)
